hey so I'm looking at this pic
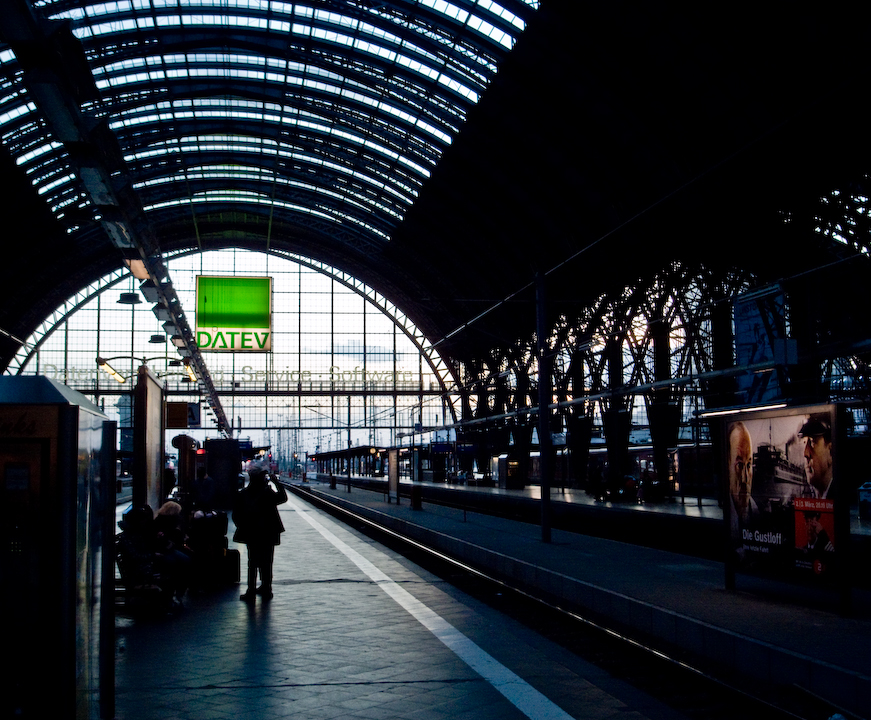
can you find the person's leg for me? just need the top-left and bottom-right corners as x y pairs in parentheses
(240, 545), (257, 601)
(256, 545), (275, 598)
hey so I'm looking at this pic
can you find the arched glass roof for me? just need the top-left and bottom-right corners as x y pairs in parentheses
(1, 0), (538, 247)
(9, 247), (459, 447)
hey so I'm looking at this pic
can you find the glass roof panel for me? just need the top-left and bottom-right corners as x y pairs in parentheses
(8, 0), (537, 245)
(126, 136), (420, 203)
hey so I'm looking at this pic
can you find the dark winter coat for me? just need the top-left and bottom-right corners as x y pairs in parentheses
(232, 478), (288, 546)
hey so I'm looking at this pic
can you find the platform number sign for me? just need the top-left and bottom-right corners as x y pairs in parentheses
(187, 403), (201, 428)
(166, 401), (202, 429)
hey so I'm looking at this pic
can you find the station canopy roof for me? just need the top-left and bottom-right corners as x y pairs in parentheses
(2, 2), (871, 369)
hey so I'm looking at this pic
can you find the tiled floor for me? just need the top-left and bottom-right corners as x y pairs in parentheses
(113, 493), (681, 720)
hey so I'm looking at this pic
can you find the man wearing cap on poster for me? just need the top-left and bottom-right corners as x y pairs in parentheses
(802, 510), (835, 554)
(800, 414), (834, 499)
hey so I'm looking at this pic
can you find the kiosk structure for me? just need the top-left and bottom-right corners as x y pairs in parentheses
(0, 376), (116, 720)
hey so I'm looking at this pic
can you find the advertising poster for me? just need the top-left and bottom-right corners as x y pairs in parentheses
(793, 497), (835, 576)
(724, 404), (839, 583)
(196, 275), (272, 352)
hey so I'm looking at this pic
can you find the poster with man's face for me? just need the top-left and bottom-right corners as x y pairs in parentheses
(725, 405), (836, 580)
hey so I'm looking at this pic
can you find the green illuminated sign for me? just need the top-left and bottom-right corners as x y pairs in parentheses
(195, 276), (272, 352)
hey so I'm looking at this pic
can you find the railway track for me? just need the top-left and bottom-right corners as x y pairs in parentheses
(288, 483), (858, 720)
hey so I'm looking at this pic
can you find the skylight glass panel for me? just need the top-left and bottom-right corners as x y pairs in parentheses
(146, 191), (392, 240)
(15, 141), (62, 166)
(37, 172), (76, 195)
(87, 2), (135, 17)
(125, 137), (419, 204)
(135, 164), (404, 220)
(477, 0), (527, 30)
(86, 18), (139, 35)
(23, 0), (537, 248)
(96, 51), (459, 143)
(0, 102), (35, 128)
(468, 17), (511, 48)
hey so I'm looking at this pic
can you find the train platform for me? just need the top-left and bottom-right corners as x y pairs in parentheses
(286, 479), (871, 719)
(112, 481), (871, 720)
(113, 493), (693, 720)
(314, 474), (871, 564)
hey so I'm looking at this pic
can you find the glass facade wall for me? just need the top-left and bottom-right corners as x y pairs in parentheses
(9, 249), (455, 465)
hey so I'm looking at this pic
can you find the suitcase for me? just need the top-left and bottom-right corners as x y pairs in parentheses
(223, 548), (241, 584)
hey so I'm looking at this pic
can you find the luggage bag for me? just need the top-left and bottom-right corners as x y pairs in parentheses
(223, 548), (241, 584)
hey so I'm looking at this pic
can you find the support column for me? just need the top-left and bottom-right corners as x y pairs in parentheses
(536, 273), (552, 543)
(603, 334), (630, 489)
(648, 317), (680, 492)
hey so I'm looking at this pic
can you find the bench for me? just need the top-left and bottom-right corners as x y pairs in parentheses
(114, 533), (167, 611)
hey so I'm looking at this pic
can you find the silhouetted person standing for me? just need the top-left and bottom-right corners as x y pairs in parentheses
(232, 466), (288, 601)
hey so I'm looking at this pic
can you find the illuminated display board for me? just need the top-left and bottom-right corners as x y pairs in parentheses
(195, 276), (272, 352)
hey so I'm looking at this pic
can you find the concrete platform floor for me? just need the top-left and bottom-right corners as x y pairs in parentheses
(114, 493), (685, 720)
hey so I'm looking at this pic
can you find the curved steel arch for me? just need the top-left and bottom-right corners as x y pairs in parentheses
(105, 74), (453, 172)
(140, 177), (399, 234)
(7, 267), (131, 375)
(266, 247), (463, 416)
(95, 33), (473, 133)
(114, 104), (448, 172)
(124, 139), (407, 241)
(9, 246), (463, 419)
(144, 196), (392, 254)
(134, 160), (409, 228)
(7, 0), (866, 402)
